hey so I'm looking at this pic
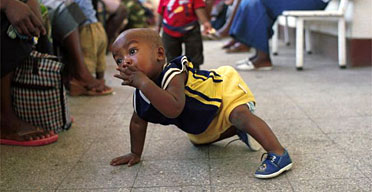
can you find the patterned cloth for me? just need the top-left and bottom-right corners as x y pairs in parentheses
(122, 0), (148, 29)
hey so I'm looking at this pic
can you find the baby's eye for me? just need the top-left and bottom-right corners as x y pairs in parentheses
(129, 48), (138, 55)
(116, 58), (123, 65)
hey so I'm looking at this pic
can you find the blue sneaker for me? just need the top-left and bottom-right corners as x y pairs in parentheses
(254, 149), (293, 179)
(236, 129), (261, 151)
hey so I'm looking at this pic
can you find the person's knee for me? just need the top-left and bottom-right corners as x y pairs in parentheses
(229, 104), (251, 125)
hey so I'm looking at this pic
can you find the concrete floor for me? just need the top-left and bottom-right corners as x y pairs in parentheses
(1, 39), (372, 192)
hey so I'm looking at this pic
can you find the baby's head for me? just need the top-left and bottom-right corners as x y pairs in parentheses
(112, 28), (166, 80)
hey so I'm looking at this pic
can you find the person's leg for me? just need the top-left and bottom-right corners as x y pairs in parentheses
(250, 49), (272, 68)
(229, 104), (284, 155)
(230, 104), (293, 178)
(95, 23), (113, 93)
(1, 73), (55, 141)
(162, 31), (182, 63)
(230, 0), (273, 68)
(184, 26), (204, 69)
(95, 22), (108, 80)
(63, 29), (104, 91)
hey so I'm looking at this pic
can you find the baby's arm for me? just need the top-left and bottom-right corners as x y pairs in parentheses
(110, 112), (148, 166)
(115, 64), (187, 118)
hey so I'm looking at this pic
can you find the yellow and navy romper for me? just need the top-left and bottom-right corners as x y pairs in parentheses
(133, 56), (255, 144)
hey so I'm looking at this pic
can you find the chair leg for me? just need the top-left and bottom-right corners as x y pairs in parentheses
(305, 27), (312, 54)
(296, 18), (304, 70)
(284, 16), (290, 46)
(272, 21), (278, 56)
(338, 18), (347, 68)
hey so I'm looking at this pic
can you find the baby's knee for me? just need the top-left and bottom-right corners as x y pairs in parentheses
(229, 104), (252, 123)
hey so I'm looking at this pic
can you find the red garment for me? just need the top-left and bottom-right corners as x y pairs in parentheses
(158, 0), (205, 37)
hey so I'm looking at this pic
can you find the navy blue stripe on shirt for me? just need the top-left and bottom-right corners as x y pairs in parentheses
(185, 86), (222, 102)
(163, 20), (198, 33)
(192, 73), (223, 83)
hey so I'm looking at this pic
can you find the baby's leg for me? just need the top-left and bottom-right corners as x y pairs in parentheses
(229, 104), (284, 155)
(190, 126), (237, 146)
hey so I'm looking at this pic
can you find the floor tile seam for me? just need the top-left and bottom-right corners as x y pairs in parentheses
(54, 134), (102, 190)
(284, 174), (296, 192)
(208, 156), (259, 163)
(0, 187), (57, 191)
(289, 95), (332, 137)
(146, 136), (190, 143)
(288, 176), (371, 182)
(132, 141), (151, 189)
(257, 117), (311, 122)
(278, 87), (339, 127)
(335, 147), (372, 179)
(54, 186), (127, 191)
(290, 150), (348, 157)
(140, 157), (210, 161)
(131, 184), (211, 189)
(367, 176), (372, 183)
(137, 158), (212, 163)
(304, 115), (372, 121)
(321, 128), (372, 161)
(207, 145), (212, 192)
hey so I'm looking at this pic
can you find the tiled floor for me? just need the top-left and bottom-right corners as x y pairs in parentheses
(1, 39), (371, 191)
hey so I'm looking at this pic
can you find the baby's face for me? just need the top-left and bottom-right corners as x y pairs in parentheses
(111, 32), (159, 79)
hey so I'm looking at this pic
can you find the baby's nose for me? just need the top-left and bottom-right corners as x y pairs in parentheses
(123, 57), (132, 65)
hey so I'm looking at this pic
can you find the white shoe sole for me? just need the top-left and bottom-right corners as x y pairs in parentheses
(235, 60), (273, 71)
(254, 163), (293, 179)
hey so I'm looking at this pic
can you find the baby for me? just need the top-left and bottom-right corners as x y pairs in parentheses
(111, 28), (292, 179)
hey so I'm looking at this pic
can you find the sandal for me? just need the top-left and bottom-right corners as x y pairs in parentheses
(69, 79), (114, 96)
(235, 59), (273, 71)
(0, 129), (58, 146)
(222, 39), (236, 49)
(226, 42), (251, 53)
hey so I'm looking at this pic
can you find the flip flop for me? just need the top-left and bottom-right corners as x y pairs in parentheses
(86, 86), (114, 96)
(0, 134), (58, 146)
(225, 43), (251, 53)
(235, 59), (273, 71)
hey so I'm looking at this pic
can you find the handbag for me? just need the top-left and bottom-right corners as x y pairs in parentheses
(11, 51), (72, 133)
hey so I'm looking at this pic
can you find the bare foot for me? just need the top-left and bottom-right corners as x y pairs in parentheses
(251, 57), (273, 68)
(250, 50), (273, 68)
(1, 113), (55, 141)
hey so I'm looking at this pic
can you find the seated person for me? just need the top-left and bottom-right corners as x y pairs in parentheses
(231, 0), (329, 70)
(110, 28), (293, 179)
(1, 0), (58, 146)
(72, 0), (114, 96)
(41, 0), (111, 95)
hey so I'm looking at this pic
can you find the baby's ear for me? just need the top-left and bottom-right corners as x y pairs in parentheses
(157, 47), (166, 62)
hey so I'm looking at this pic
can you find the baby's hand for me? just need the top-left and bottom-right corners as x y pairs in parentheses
(110, 153), (141, 167)
(114, 64), (148, 88)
